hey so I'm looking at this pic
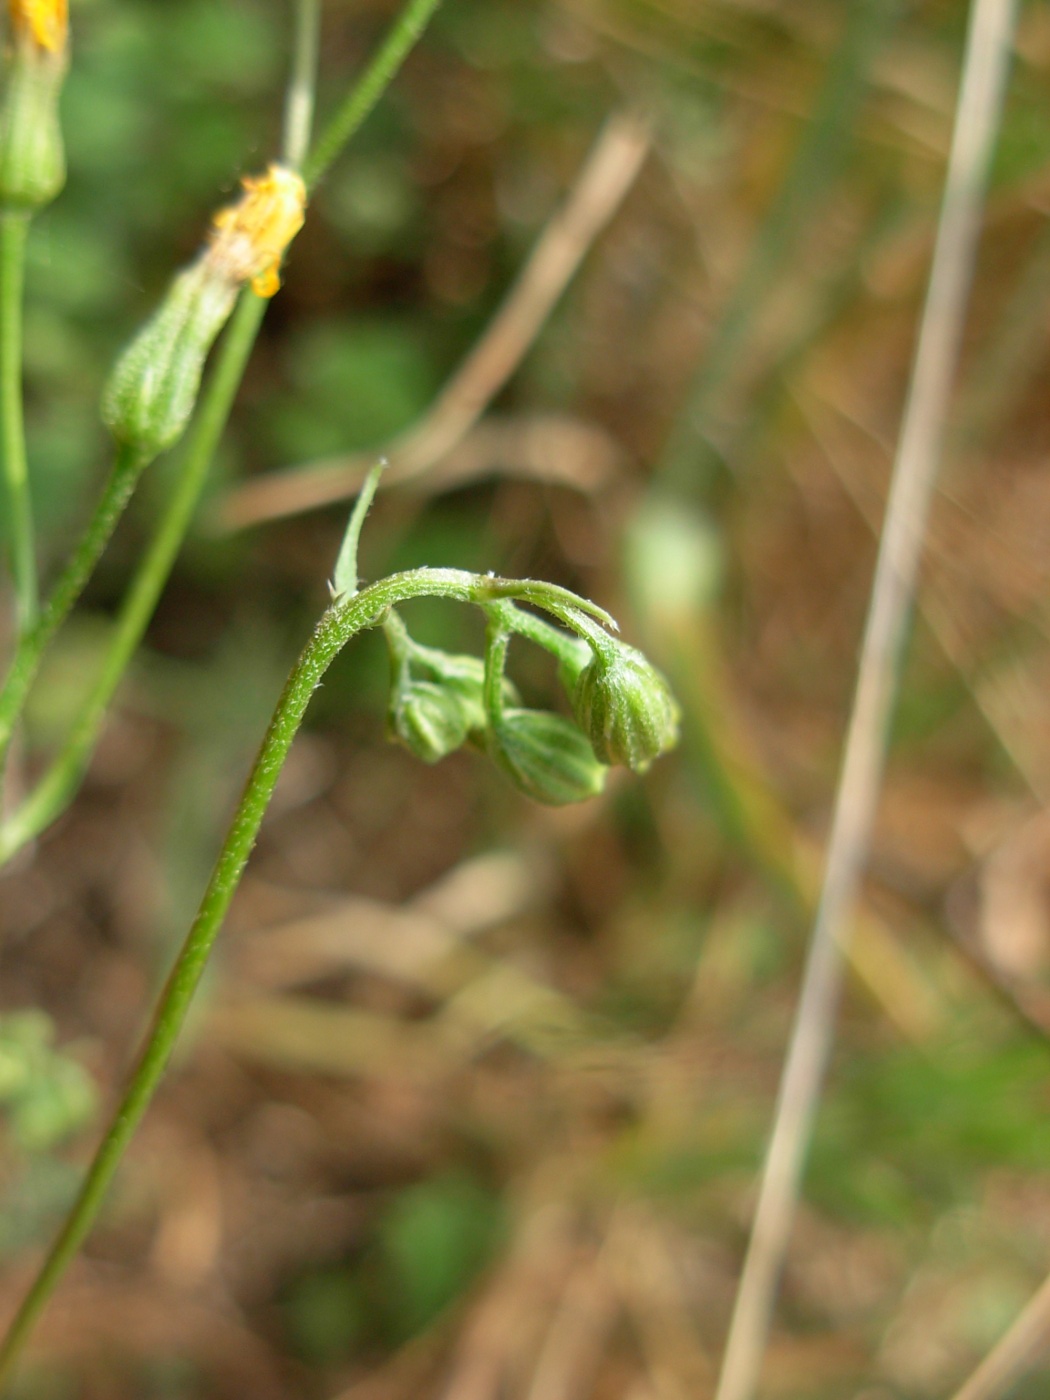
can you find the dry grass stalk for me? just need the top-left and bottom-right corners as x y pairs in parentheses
(217, 108), (651, 531)
(712, 1), (1020, 1397)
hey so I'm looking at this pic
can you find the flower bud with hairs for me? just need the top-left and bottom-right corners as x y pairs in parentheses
(487, 709), (608, 806)
(572, 637), (679, 773)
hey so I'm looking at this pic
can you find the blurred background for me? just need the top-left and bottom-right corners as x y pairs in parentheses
(4, 0), (1050, 1395)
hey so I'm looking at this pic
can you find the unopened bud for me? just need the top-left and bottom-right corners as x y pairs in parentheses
(101, 261), (238, 456)
(573, 641), (679, 772)
(101, 164), (306, 456)
(0, 0), (69, 211)
(488, 709), (607, 806)
(389, 679), (472, 764)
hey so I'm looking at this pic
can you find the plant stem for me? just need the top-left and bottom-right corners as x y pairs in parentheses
(0, 441), (150, 776)
(0, 0), (445, 855)
(0, 211), (35, 632)
(282, 0), (322, 170)
(0, 294), (266, 864)
(302, 0), (443, 191)
(711, 1), (1019, 1396)
(0, 565), (589, 1385)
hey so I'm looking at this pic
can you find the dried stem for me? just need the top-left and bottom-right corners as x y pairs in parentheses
(947, 1270), (1050, 1400)
(712, 2), (1020, 1398)
(217, 108), (652, 531)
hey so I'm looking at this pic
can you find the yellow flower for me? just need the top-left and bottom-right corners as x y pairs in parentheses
(206, 163), (306, 298)
(8, 0), (68, 54)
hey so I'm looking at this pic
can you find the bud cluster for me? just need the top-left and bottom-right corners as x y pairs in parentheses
(381, 599), (679, 806)
(102, 164), (306, 458)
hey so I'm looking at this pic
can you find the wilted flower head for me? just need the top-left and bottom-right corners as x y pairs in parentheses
(102, 163), (308, 456)
(8, 0), (67, 54)
(572, 639), (679, 773)
(205, 164), (306, 298)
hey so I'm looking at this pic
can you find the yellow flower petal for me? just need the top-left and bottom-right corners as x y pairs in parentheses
(205, 163), (306, 297)
(8, 0), (68, 53)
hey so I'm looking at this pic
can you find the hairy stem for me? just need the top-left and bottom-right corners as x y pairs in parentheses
(0, 211), (35, 631)
(0, 565), (598, 1384)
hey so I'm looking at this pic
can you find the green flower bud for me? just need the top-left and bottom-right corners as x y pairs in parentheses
(410, 650), (487, 729)
(101, 261), (238, 457)
(388, 678), (472, 764)
(0, 1), (68, 211)
(573, 641), (679, 772)
(488, 709), (607, 806)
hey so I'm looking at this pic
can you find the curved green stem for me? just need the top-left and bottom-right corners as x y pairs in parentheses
(0, 441), (151, 775)
(0, 211), (35, 632)
(0, 292), (266, 864)
(0, 564), (601, 1384)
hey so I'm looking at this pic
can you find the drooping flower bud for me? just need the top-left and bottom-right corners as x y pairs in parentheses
(0, 0), (69, 211)
(488, 709), (607, 806)
(388, 678), (472, 764)
(572, 640), (679, 772)
(101, 164), (306, 457)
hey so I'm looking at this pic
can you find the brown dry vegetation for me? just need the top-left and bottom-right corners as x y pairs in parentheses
(5, 0), (1050, 1396)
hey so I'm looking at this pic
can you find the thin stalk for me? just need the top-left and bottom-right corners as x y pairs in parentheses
(0, 442), (150, 775)
(0, 565), (595, 1385)
(0, 211), (35, 631)
(282, 0), (322, 170)
(712, 2), (1019, 1398)
(0, 0), (444, 856)
(302, 0), (443, 190)
(0, 292), (266, 865)
(947, 1270), (1050, 1400)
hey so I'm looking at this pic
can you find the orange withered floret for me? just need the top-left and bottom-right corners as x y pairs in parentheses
(8, 0), (68, 53)
(206, 163), (306, 298)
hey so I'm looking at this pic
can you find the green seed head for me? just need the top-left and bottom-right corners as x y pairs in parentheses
(101, 262), (237, 458)
(573, 640), (679, 772)
(488, 709), (607, 806)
